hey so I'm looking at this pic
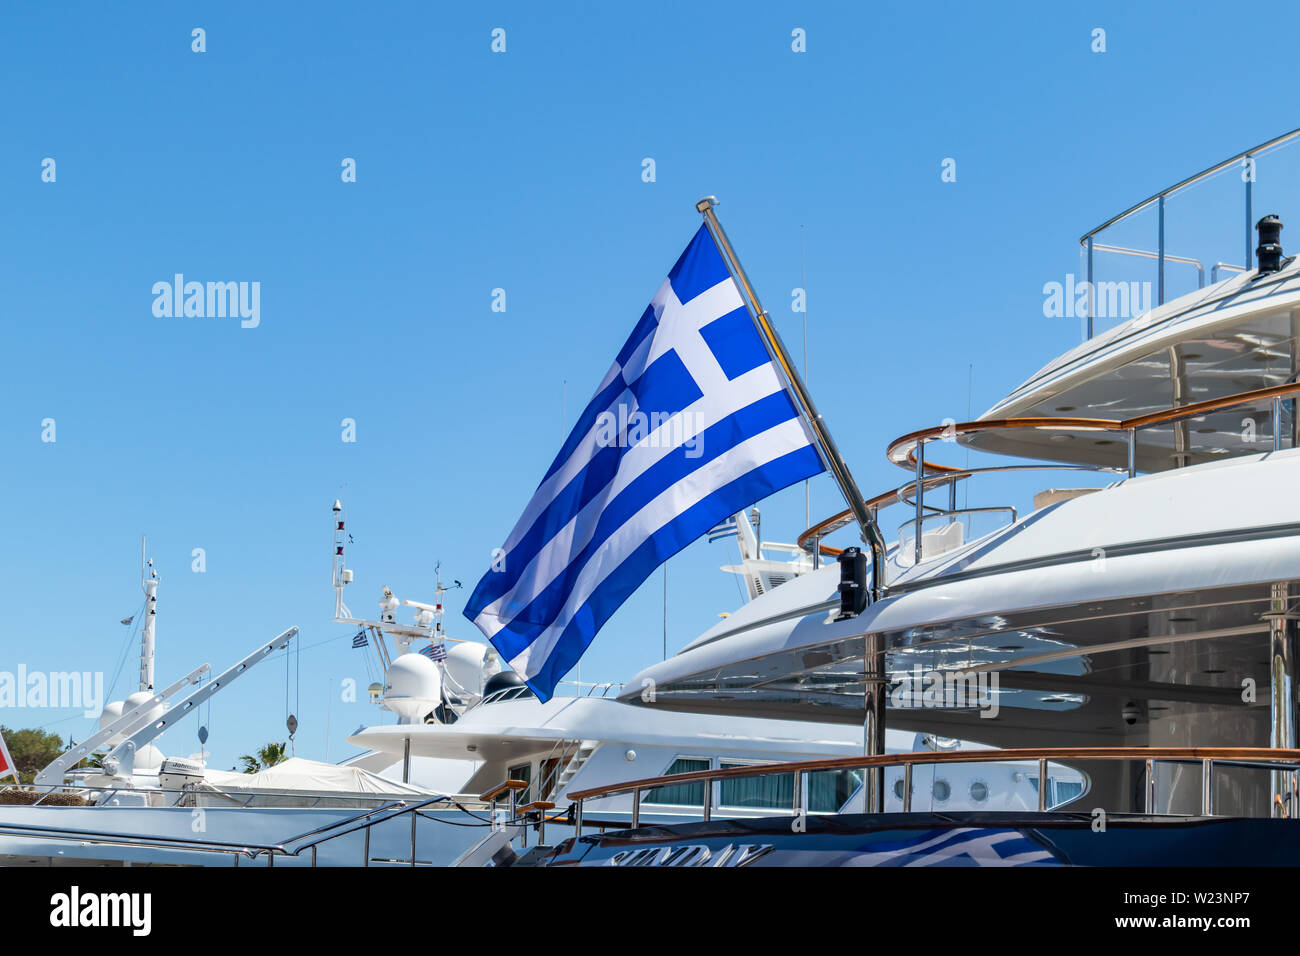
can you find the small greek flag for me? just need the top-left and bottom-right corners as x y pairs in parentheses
(464, 224), (824, 700)
(706, 515), (740, 543)
(351, 631), (368, 649)
(419, 642), (447, 662)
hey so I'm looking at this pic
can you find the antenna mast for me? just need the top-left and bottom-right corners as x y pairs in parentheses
(139, 536), (158, 692)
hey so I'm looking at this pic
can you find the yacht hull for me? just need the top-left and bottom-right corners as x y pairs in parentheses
(541, 812), (1300, 867)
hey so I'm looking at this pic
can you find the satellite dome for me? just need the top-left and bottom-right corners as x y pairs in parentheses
(134, 743), (166, 772)
(99, 700), (125, 732)
(443, 642), (492, 697)
(121, 690), (166, 729)
(383, 653), (442, 722)
(483, 670), (533, 702)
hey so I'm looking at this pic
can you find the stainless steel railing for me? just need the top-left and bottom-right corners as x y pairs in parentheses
(567, 747), (1300, 838)
(1079, 127), (1300, 337)
(0, 791), (499, 867)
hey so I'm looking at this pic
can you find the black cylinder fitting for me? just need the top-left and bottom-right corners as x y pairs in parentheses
(1257, 214), (1284, 274)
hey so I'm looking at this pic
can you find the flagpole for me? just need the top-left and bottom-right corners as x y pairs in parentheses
(696, 197), (887, 598)
(698, 196), (887, 805)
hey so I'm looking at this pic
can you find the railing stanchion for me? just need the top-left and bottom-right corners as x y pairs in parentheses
(1037, 759), (1047, 812)
(1086, 235), (1095, 339)
(311, 845), (317, 867)
(1202, 759), (1214, 816)
(574, 799), (583, 839)
(792, 770), (802, 817)
(702, 776), (712, 823)
(903, 763), (913, 813)
(1246, 155), (1254, 272)
(914, 440), (925, 565)
(1145, 758), (1155, 814)
(1273, 396), (1283, 451)
(1128, 428), (1137, 478)
(1157, 194), (1166, 305)
(631, 788), (640, 829)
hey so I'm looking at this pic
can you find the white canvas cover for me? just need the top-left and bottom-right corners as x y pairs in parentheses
(196, 757), (440, 807)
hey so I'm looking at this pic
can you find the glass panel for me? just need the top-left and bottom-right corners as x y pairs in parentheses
(642, 757), (709, 806)
(508, 763), (532, 805)
(719, 761), (794, 809)
(807, 768), (863, 813)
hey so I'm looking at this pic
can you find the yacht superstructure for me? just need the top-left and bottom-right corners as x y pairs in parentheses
(535, 131), (1300, 866)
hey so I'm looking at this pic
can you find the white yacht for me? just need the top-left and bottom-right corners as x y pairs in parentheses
(0, 508), (1062, 867)
(536, 131), (1300, 866)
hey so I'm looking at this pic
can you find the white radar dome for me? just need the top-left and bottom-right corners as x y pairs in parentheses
(122, 690), (165, 728)
(98, 700), (125, 732)
(443, 642), (493, 697)
(134, 743), (166, 772)
(383, 653), (442, 722)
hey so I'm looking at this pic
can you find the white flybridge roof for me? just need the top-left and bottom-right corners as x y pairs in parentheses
(962, 259), (1300, 472)
(348, 695), (868, 762)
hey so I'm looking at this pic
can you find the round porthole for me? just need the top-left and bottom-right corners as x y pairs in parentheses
(893, 778), (906, 800)
(969, 780), (989, 802)
(932, 779), (951, 802)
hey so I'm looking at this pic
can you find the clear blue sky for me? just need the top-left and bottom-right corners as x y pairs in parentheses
(2, 1), (1296, 769)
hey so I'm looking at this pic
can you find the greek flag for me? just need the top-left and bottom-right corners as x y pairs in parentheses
(706, 515), (740, 543)
(464, 224), (825, 700)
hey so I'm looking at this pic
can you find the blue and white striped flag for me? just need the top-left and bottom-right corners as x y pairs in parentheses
(464, 224), (825, 700)
(706, 515), (740, 543)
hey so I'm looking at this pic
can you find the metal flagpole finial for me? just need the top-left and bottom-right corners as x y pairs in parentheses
(696, 196), (718, 213)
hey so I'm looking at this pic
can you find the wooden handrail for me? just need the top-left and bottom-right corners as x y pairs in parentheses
(478, 779), (529, 803)
(567, 746), (1300, 803)
(798, 380), (1300, 554)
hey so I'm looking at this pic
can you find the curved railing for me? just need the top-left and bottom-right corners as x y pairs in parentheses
(566, 746), (1300, 835)
(798, 379), (1300, 556)
(1078, 126), (1300, 335)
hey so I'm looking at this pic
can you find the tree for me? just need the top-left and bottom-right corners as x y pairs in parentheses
(0, 726), (66, 784)
(238, 741), (289, 774)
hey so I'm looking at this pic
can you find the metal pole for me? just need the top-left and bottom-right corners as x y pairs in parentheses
(1037, 759), (1047, 812)
(1086, 236), (1095, 339)
(1273, 396), (1283, 451)
(363, 824), (370, 867)
(697, 197), (887, 600)
(1128, 428), (1137, 478)
(402, 736), (410, 784)
(409, 806), (417, 866)
(631, 788), (640, 829)
(863, 632), (885, 807)
(1144, 758), (1155, 814)
(914, 441), (925, 565)
(702, 777), (712, 822)
(1201, 759), (1213, 815)
(1246, 157), (1254, 272)
(574, 800), (583, 839)
(902, 763), (913, 812)
(792, 770), (802, 816)
(1270, 583), (1297, 817)
(1157, 195), (1166, 306)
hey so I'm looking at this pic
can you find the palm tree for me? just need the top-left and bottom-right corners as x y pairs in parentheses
(238, 741), (289, 774)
